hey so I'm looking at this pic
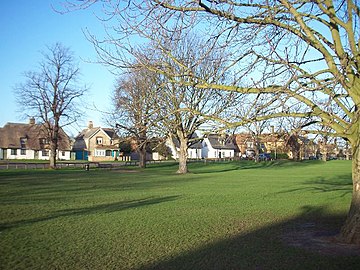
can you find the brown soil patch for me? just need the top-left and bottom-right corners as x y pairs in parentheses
(282, 222), (360, 256)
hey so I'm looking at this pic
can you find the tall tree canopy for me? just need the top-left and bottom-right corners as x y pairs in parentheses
(67, 0), (360, 244)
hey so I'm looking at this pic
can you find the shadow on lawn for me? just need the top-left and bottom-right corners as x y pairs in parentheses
(191, 160), (326, 174)
(0, 195), (179, 232)
(137, 206), (360, 270)
(276, 174), (352, 197)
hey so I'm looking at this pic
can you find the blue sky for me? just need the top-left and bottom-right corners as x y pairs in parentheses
(0, 1), (115, 136)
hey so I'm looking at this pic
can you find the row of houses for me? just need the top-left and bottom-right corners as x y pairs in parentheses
(0, 119), (120, 162)
(0, 119), (346, 162)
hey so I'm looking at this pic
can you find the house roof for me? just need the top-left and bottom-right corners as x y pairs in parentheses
(206, 134), (236, 150)
(76, 127), (119, 140)
(73, 126), (119, 151)
(234, 133), (286, 147)
(0, 122), (71, 150)
(171, 133), (203, 149)
(102, 128), (118, 139)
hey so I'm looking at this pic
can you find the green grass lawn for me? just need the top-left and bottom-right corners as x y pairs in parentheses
(0, 160), (358, 269)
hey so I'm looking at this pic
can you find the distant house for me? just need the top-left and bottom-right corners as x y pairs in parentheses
(167, 133), (203, 160)
(233, 133), (286, 158)
(233, 132), (317, 160)
(0, 118), (72, 160)
(73, 121), (120, 161)
(232, 133), (258, 158)
(202, 133), (236, 159)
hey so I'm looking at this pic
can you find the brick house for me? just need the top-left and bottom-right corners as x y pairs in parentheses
(72, 121), (120, 161)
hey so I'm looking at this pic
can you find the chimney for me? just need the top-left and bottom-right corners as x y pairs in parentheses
(88, 121), (94, 129)
(29, 117), (35, 125)
(270, 126), (275, 134)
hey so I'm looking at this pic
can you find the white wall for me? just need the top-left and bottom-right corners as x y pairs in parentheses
(57, 150), (71, 160)
(6, 149), (35, 159)
(188, 148), (202, 159)
(151, 152), (167, 161)
(38, 150), (50, 160)
(201, 138), (234, 159)
(167, 141), (202, 160)
(3, 148), (71, 160)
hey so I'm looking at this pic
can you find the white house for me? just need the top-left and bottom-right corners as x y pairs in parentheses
(0, 118), (72, 160)
(202, 134), (236, 159)
(167, 133), (203, 160)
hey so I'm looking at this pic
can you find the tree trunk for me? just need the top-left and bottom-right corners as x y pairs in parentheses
(49, 126), (59, 169)
(321, 152), (327, 162)
(177, 137), (188, 174)
(138, 131), (147, 168)
(254, 140), (260, 162)
(49, 141), (57, 169)
(338, 143), (360, 244)
(138, 146), (146, 168)
(290, 149), (300, 161)
(287, 135), (301, 161)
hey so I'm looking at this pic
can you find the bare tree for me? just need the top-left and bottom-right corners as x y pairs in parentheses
(112, 67), (161, 168)
(15, 43), (87, 169)
(66, 0), (360, 244)
(160, 81), (234, 174)
(153, 34), (236, 174)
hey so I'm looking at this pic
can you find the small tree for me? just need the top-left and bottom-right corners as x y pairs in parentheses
(15, 43), (87, 169)
(112, 67), (160, 168)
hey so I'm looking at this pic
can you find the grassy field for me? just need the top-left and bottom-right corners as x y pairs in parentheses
(0, 160), (359, 269)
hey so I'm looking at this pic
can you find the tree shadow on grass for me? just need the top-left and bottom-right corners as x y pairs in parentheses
(276, 174), (352, 197)
(190, 160), (325, 174)
(137, 206), (360, 270)
(0, 195), (180, 232)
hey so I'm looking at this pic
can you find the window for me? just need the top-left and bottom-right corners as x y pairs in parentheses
(96, 137), (103, 145)
(95, 149), (105, 156)
(20, 137), (27, 149)
(11, 149), (17, 155)
(21, 149), (26, 155)
(61, 151), (66, 156)
(42, 150), (49, 156)
(39, 138), (49, 145)
(105, 150), (112, 157)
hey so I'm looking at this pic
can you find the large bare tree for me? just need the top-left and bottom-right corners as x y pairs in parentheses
(15, 43), (87, 169)
(152, 34), (236, 174)
(66, 0), (360, 244)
